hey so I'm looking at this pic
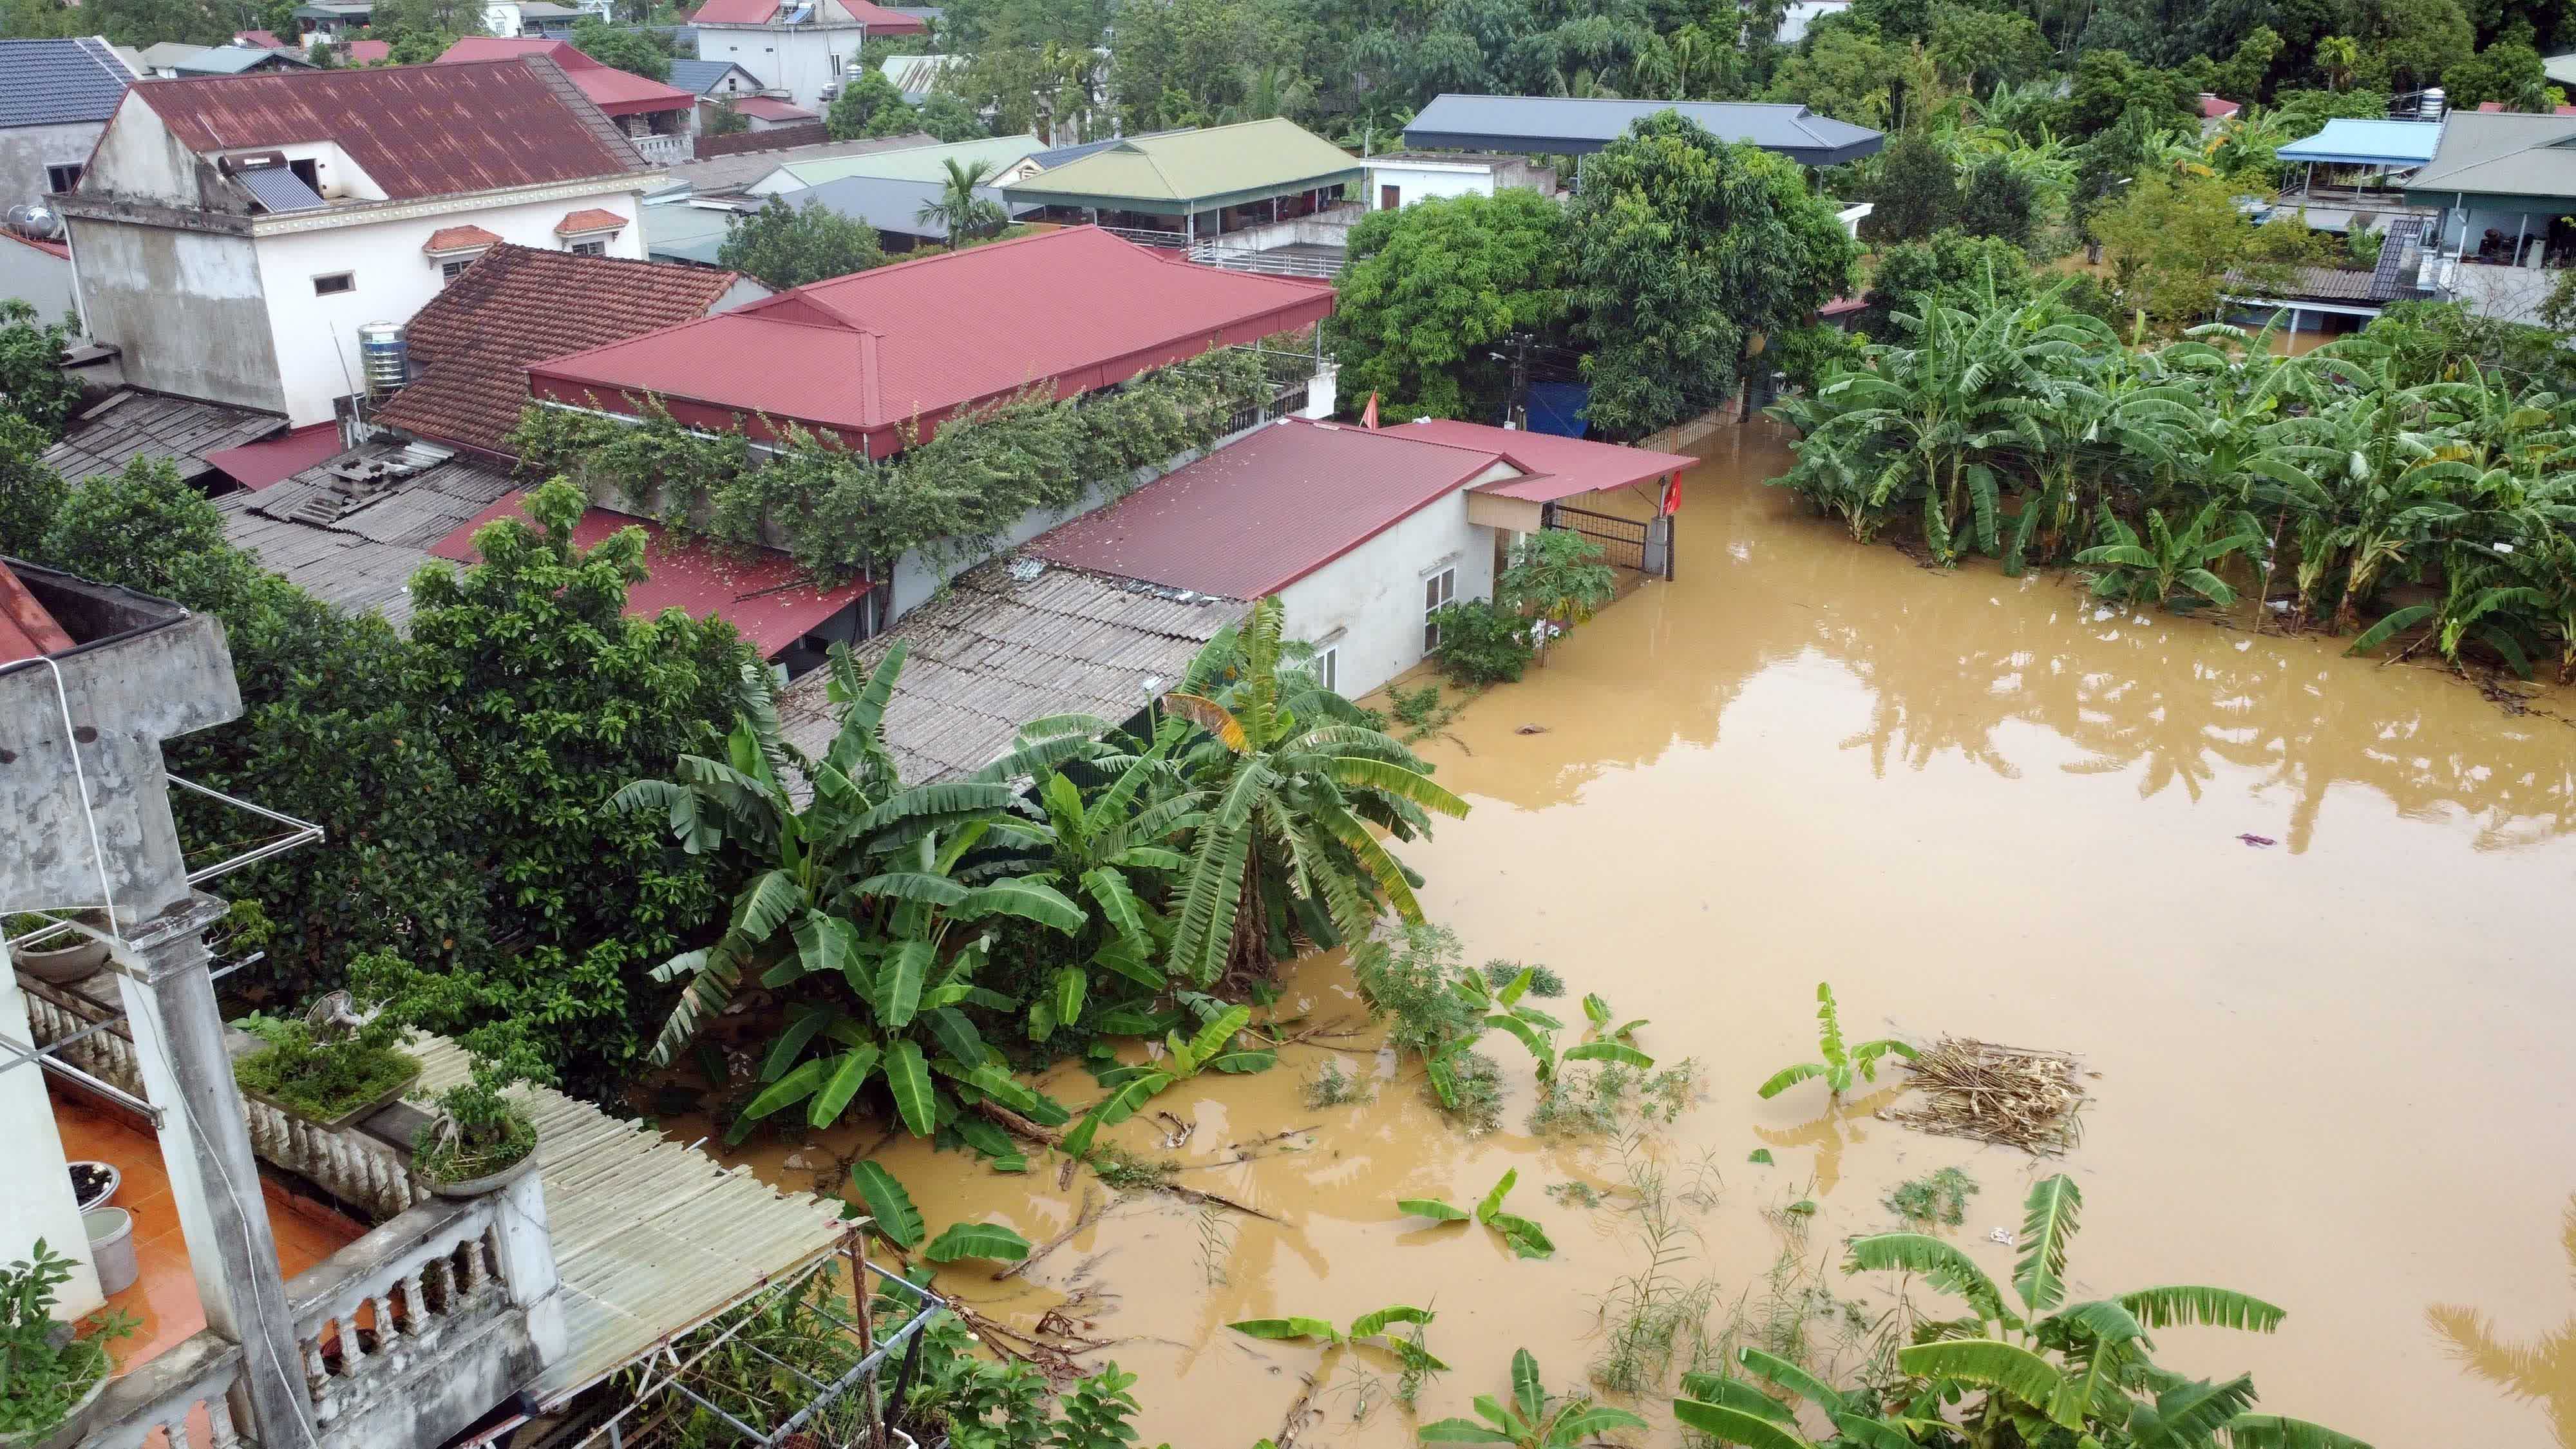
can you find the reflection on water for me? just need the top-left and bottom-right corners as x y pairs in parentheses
(2430, 1199), (2576, 1448)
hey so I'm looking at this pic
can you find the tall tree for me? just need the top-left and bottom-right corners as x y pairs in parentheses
(716, 197), (887, 290)
(825, 64), (913, 137)
(569, 17), (672, 79)
(1954, 157), (2040, 250)
(1566, 111), (1860, 439)
(1868, 131), (1958, 245)
(1330, 189), (1571, 422)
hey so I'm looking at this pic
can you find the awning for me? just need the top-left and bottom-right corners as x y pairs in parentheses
(428, 495), (867, 656)
(2277, 119), (2443, 169)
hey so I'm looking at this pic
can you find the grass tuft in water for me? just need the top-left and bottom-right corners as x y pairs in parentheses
(1090, 1145), (1177, 1191)
(1883, 1165), (1980, 1227)
(1301, 1059), (1377, 1108)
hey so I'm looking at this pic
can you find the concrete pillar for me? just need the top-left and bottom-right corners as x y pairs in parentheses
(0, 959), (104, 1316)
(494, 1170), (566, 1363)
(1300, 361), (1338, 420)
(114, 895), (316, 1449)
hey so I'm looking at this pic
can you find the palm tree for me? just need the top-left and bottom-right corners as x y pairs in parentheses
(2316, 34), (2360, 92)
(916, 156), (1007, 249)
(1160, 597), (1469, 986)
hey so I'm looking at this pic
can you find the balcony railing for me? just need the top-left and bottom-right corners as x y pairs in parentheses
(84, 1333), (249, 1449)
(634, 132), (690, 166)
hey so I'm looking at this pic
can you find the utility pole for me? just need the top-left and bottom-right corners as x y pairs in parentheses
(1503, 332), (1532, 430)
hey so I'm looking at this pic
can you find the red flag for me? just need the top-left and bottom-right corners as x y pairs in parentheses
(1661, 473), (1684, 515)
(1361, 392), (1380, 428)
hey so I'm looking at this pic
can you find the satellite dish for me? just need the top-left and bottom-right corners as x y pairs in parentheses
(7, 202), (62, 240)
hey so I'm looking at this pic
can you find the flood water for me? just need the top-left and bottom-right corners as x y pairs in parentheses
(683, 422), (2576, 1448)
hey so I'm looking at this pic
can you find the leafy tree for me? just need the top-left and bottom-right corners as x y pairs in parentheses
(1925, 1), (2052, 92)
(703, 98), (750, 135)
(383, 27), (458, 64)
(716, 196), (887, 290)
(1428, 600), (1536, 684)
(2445, 39), (2545, 106)
(2212, 23), (2284, 100)
(0, 416), (65, 554)
(2361, 0), (2474, 91)
(1330, 189), (1571, 422)
(915, 156), (1007, 247)
(2092, 172), (2330, 330)
(826, 64), (913, 138)
(2316, 32), (2363, 88)
(0, 0), (84, 39)
(1764, 21), (1900, 126)
(1495, 528), (1616, 665)
(2076, 500), (2263, 610)
(1868, 131), (1957, 245)
(913, 91), (989, 141)
(0, 301), (81, 440)
(1566, 111), (1859, 440)
(1162, 597), (1468, 985)
(1107, 0), (1300, 129)
(80, 0), (235, 44)
(569, 16), (670, 79)
(1954, 157), (2040, 250)
(2063, 48), (2202, 135)
(304, 37), (340, 66)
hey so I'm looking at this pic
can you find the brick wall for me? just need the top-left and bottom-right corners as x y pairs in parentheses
(692, 122), (829, 159)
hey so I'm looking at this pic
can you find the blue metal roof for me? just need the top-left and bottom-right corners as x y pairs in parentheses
(0, 37), (135, 131)
(2275, 118), (2443, 168)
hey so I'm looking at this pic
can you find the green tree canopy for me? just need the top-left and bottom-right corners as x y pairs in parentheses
(0, 302), (81, 440)
(1867, 131), (1957, 245)
(2444, 39), (2545, 106)
(716, 197), (887, 290)
(826, 64), (916, 137)
(569, 16), (672, 79)
(1329, 189), (1571, 422)
(1566, 111), (1860, 439)
(914, 91), (989, 140)
(1953, 157), (2041, 250)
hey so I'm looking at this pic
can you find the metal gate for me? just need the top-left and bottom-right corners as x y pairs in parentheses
(1544, 501), (1672, 578)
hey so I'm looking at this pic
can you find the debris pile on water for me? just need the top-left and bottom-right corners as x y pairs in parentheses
(1880, 1038), (2085, 1155)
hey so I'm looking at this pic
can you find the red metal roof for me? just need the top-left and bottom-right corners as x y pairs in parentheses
(375, 242), (750, 457)
(0, 228), (69, 261)
(1032, 417), (1511, 598)
(424, 223), (502, 251)
(527, 225), (1336, 455)
(1397, 419), (1696, 502)
(0, 561), (76, 665)
(690, 0), (925, 30)
(428, 495), (865, 653)
(129, 59), (643, 202)
(204, 421), (345, 490)
(345, 39), (390, 63)
(729, 96), (814, 121)
(236, 29), (291, 48)
(2199, 94), (2241, 120)
(435, 37), (696, 116)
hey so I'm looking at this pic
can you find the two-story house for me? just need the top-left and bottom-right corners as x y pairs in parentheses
(0, 37), (135, 214)
(687, 0), (925, 111)
(436, 36), (700, 162)
(57, 59), (658, 430)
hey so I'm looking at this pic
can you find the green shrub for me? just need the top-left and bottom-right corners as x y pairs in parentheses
(234, 1012), (419, 1123)
(0, 1241), (135, 1439)
(1429, 599), (1534, 684)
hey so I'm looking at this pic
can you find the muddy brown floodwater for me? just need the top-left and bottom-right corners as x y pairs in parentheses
(679, 421), (2576, 1448)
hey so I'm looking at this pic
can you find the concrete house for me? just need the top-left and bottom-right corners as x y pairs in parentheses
(1365, 151), (1558, 212)
(0, 38), (137, 216)
(687, 0), (927, 111)
(437, 36), (701, 163)
(57, 60), (658, 430)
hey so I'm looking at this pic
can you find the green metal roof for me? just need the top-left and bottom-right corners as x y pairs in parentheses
(746, 134), (1048, 194)
(998, 118), (1362, 209)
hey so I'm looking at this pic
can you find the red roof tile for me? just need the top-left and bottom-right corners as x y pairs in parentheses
(0, 561), (77, 665)
(691, 0), (925, 29)
(729, 96), (814, 121)
(527, 226), (1336, 455)
(1396, 419), (1696, 502)
(554, 206), (627, 234)
(129, 59), (644, 202)
(203, 422), (345, 490)
(426, 494), (865, 654)
(434, 37), (696, 116)
(1033, 418), (1511, 598)
(375, 242), (751, 457)
(424, 223), (502, 252)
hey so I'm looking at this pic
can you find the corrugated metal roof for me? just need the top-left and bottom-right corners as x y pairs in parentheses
(692, 0), (924, 28)
(667, 57), (759, 95)
(777, 561), (1244, 781)
(751, 133), (1046, 193)
(2275, 118), (2442, 167)
(406, 1034), (849, 1407)
(654, 130), (932, 196)
(1403, 419), (1696, 501)
(202, 421), (343, 488)
(877, 52), (958, 97)
(1403, 93), (1884, 166)
(773, 172), (1034, 239)
(0, 37), (136, 129)
(1000, 119), (1360, 206)
(131, 58), (647, 202)
(729, 96), (813, 120)
(1034, 417), (1508, 597)
(426, 495), (864, 655)
(44, 390), (285, 484)
(527, 225), (1335, 450)
(173, 44), (314, 75)
(436, 36), (697, 116)
(2405, 110), (2576, 199)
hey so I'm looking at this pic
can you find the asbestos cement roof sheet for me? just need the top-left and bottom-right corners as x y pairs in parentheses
(1404, 93), (1884, 166)
(776, 561), (1244, 782)
(1000, 119), (1360, 206)
(44, 390), (285, 484)
(772, 172), (1033, 239)
(131, 58), (647, 202)
(0, 37), (137, 129)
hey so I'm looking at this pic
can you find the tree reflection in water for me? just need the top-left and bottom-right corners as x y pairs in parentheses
(2429, 1197), (2576, 1448)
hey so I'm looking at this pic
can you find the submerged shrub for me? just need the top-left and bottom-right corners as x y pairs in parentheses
(1429, 599), (1535, 684)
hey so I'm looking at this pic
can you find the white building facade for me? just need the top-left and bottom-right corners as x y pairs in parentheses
(692, 0), (926, 111)
(1364, 151), (1559, 211)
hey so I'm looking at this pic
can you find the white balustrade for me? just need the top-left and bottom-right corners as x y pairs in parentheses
(84, 1334), (249, 1449)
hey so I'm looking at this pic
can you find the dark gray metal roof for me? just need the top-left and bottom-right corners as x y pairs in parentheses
(775, 173), (1036, 240)
(667, 57), (758, 95)
(173, 43), (314, 75)
(0, 37), (137, 130)
(1403, 93), (1884, 166)
(1029, 128), (1184, 171)
(238, 166), (327, 212)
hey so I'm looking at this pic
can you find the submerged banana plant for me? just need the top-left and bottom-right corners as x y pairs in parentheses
(1462, 966), (1654, 1085)
(1756, 981), (1917, 1104)
(1058, 1005), (1276, 1159)
(1397, 1168), (1555, 1259)
(1417, 1349), (1645, 1448)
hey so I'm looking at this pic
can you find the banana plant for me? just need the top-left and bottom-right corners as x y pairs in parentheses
(1058, 1005), (1276, 1159)
(1417, 1349), (1645, 1447)
(1842, 1175), (2371, 1448)
(1229, 1303), (1437, 1349)
(1397, 1168), (1554, 1259)
(2074, 500), (2262, 612)
(1457, 966), (1653, 1084)
(1756, 982), (1916, 1104)
(1673, 1347), (1949, 1449)
(1580, 994), (1648, 1043)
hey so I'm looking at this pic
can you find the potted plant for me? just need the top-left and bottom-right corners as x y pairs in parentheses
(3, 913), (110, 987)
(65, 1164), (117, 1215)
(413, 1028), (550, 1197)
(0, 1240), (137, 1449)
(234, 992), (422, 1130)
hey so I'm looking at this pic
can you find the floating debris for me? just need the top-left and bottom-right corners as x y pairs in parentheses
(1880, 1037), (2086, 1155)
(1515, 723), (1549, 735)
(2237, 833), (2277, 848)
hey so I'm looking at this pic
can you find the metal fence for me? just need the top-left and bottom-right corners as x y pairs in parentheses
(1186, 245), (1342, 280)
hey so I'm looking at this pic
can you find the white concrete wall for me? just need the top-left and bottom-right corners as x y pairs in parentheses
(482, 3), (525, 34)
(252, 189), (645, 425)
(701, 24), (865, 111)
(70, 221), (281, 412)
(82, 93), (212, 210)
(0, 120), (111, 215)
(0, 956), (104, 1319)
(1276, 478), (1501, 699)
(0, 240), (76, 324)
(1367, 160), (1494, 211)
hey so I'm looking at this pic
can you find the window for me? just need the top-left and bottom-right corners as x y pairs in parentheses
(439, 256), (478, 283)
(289, 158), (321, 194)
(44, 164), (82, 194)
(1422, 567), (1456, 650)
(569, 239), (607, 256)
(312, 272), (354, 296)
(1314, 645), (1339, 694)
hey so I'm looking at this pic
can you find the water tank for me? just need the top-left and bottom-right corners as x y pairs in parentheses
(2419, 87), (2447, 119)
(6, 202), (62, 240)
(358, 321), (406, 395)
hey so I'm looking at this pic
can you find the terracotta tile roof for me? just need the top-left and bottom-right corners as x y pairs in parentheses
(691, 0), (925, 30)
(374, 242), (750, 456)
(554, 206), (627, 234)
(424, 223), (502, 251)
(1034, 417), (1511, 597)
(434, 36), (696, 116)
(426, 493), (866, 654)
(526, 225), (1336, 454)
(128, 58), (646, 202)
